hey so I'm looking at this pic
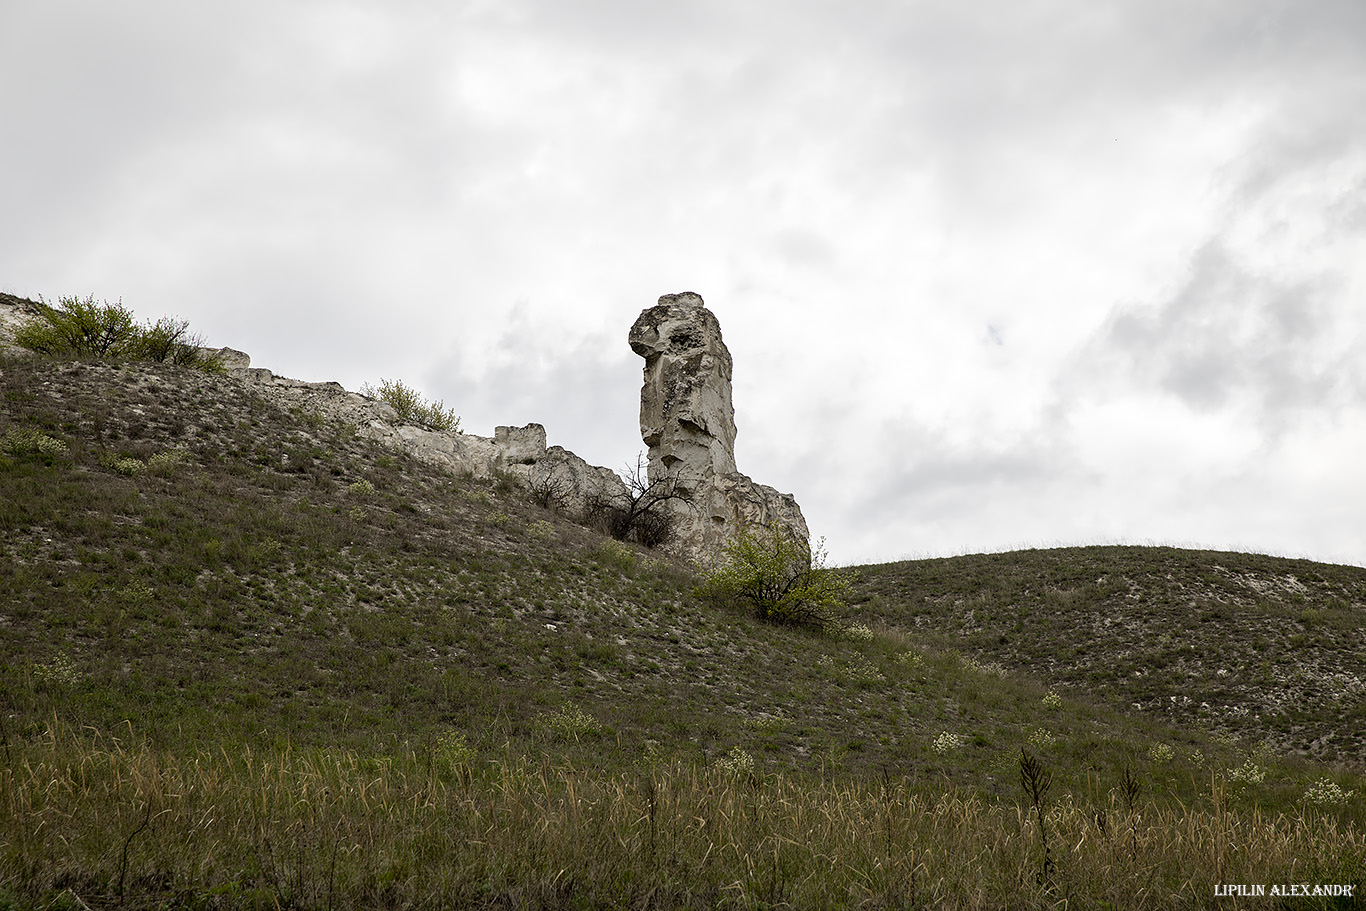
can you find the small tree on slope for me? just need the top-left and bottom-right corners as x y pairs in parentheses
(697, 525), (852, 628)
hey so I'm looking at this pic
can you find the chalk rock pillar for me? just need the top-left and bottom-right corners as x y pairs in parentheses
(629, 292), (809, 562)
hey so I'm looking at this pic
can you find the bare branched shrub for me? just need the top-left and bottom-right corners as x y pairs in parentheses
(584, 454), (691, 549)
(527, 460), (575, 512)
(130, 316), (223, 370)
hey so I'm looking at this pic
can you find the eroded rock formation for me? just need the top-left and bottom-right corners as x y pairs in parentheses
(630, 292), (808, 562)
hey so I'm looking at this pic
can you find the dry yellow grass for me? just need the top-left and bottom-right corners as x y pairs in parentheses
(3, 720), (1361, 909)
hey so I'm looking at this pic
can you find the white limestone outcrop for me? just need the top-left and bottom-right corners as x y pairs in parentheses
(629, 292), (809, 562)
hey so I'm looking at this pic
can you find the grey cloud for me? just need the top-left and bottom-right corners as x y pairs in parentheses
(822, 413), (1075, 530)
(777, 411), (1093, 564)
(428, 313), (643, 472)
(1048, 0), (1366, 436)
(769, 228), (838, 270)
(1074, 241), (1363, 430)
(1327, 177), (1366, 232)
(849, 0), (1366, 212)
(5, 0), (1365, 570)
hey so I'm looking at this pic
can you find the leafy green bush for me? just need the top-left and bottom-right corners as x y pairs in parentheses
(534, 704), (601, 742)
(130, 315), (223, 369)
(147, 447), (191, 476)
(361, 378), (460, 432)
(1, 427), (69, 462)
(104, 455), (146, 476)
(15, 295), (136, 356)
(15, 295), (223, 370)
(697, 525), (852, 628)
(434, 731), (477, 784)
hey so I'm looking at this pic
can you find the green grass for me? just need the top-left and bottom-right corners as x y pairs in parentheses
(1, 346), (1364, 908)
(848, 547), (1366, 762)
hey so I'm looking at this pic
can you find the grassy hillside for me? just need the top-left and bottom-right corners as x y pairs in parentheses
(849, 547), (1366, 763)
(2, 339), (1364, 909)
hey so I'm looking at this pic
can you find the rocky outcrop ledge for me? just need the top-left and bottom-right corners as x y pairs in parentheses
(0, 292), (630, 526)
(231, 365), (631, 519)
(1, 291), (807, 563)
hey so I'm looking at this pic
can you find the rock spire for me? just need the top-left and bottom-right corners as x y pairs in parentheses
(629, 292), (808, 561)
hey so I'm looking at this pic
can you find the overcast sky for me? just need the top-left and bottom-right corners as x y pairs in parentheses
(4, 1), (1364, 568)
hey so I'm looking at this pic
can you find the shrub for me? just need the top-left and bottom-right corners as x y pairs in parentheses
(147, 447), (191, 475)
(1147, 742), (1174, 763)
(434, 731), (477, 773)
(715, 746), (756, 776)
(896, 650), (924, 668)
(362, 378), (460, 432)
(15, 295), (223, 370)
(128, 316), (223, 370)
(697, 525), (852, 628)
(592, 539), (638, 574)
(1225, 758), (1266, 784)
(535, 704), (601, 742)
(832, 621), (874, 642)
(584, 454), (686, 549)
(106, 456), (146, 476)
(818, 653), (885, 684)
(1, 427), (69, 462)
(527, 459), (575, 511)
(31, 654), (82, 689)
(15, 295), (137, 356)
(1302, 777), (1354, 808)
(932, 731), (964, 754)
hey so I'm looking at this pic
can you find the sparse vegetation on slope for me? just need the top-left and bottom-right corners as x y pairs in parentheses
(1, 314), (1364, 909)
(849, 548), (1366, 763)
(13, 294), (223, 371)
(359, 377), (460, 432)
